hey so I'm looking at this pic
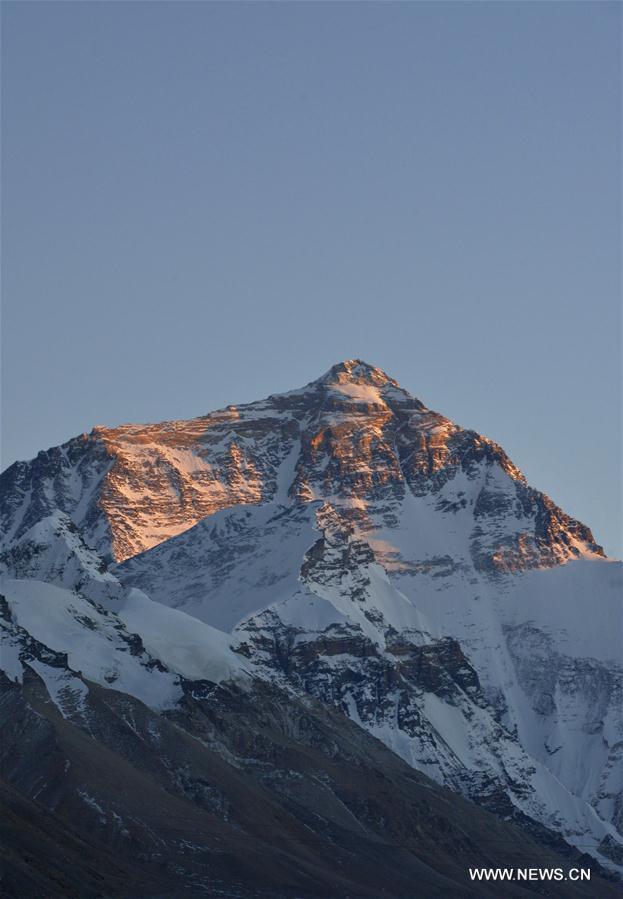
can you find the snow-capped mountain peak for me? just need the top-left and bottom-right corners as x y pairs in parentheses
(1, 361), (621, 879)
(0, 362), (603, 568)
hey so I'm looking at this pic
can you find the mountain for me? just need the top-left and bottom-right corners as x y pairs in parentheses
(1, 360), (603, 567)
(1, 359), (621, 896)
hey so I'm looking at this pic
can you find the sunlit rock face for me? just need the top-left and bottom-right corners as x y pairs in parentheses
(0, 359), (603, 567)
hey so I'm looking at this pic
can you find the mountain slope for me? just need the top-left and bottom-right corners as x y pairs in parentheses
(1, 588), (618, 899)
(116, 498), (622, 865)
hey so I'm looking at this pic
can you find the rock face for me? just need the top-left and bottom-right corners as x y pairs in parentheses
(3, 647), (616, 899)
(1, 359), (621, 895)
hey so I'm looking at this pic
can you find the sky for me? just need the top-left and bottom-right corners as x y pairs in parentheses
(2, 2), (621, 557)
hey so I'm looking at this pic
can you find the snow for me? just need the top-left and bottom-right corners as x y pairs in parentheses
(0, 486), (32, 546)
(3, 511), (120, 593)
(329, 383), (387, 406)
(300, 556), (434, 647)
(27, 660), (89, 719)
(118, 589), (249, 683)
(118, 503), (321, 632)
(504, 559), (622, 663)
(273, 440), (300, 503)
(1, 577), (182, 711)
(0, 625), (24, 682)
(0, 573), (249, 703)
(270, 588), (350, 632)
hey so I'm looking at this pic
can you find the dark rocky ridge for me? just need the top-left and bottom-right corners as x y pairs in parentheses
(1, 665), (617, 899)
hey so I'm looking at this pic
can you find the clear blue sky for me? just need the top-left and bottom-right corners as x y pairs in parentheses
(2, 2), (621, 556)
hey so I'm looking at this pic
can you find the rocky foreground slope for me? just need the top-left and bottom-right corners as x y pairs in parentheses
(1, 360), (621, 896)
